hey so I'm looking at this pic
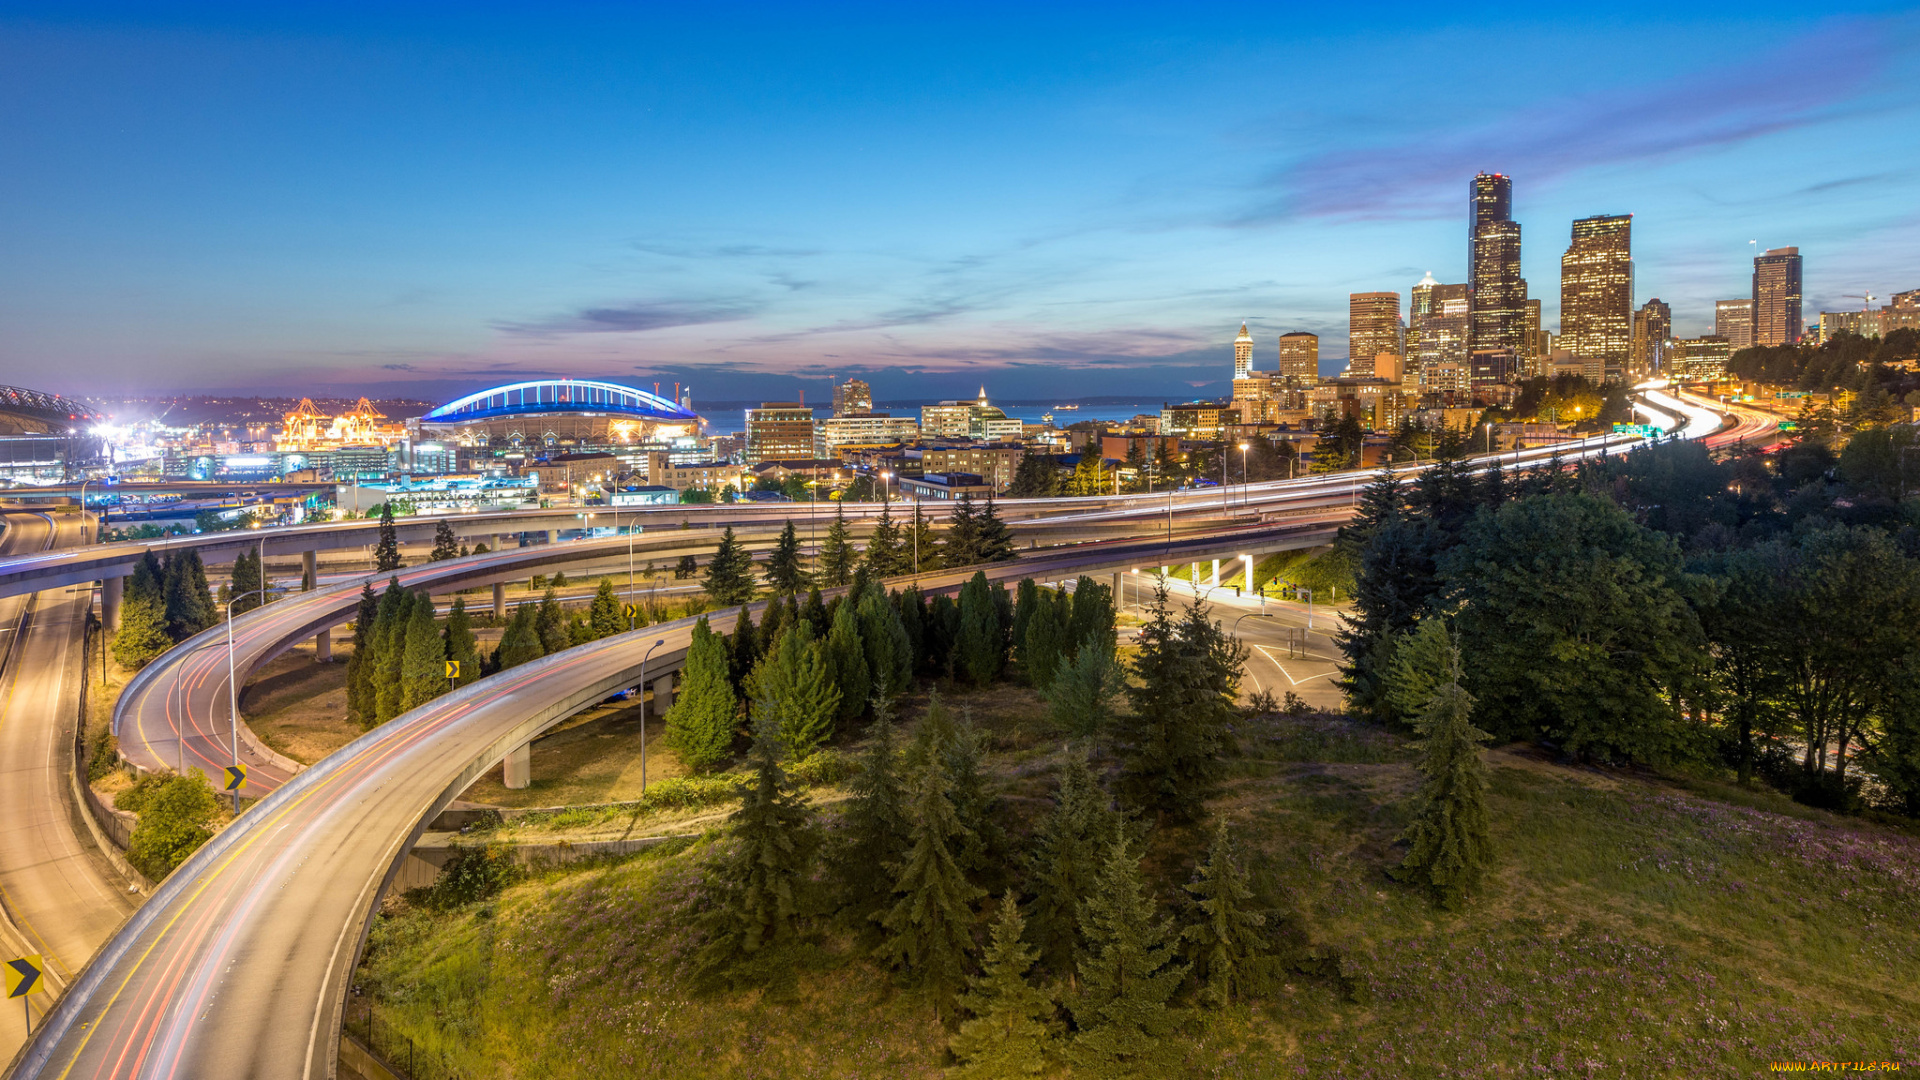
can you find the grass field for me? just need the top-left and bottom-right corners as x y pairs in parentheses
(354, 686), (1920, 1078)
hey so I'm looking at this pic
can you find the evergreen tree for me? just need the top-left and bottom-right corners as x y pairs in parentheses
(975, 496), (1017, 563)
(1112, 584), (1247, 825)
(826, 599), (871, 725)
(1006, 452), (1061, 498)
(429, 518), (460, 562)
(875, 740), (985, 1020)
(228, 548), (264, 616)
(534, 588), (570, 655)
(950, 891), (1057, 1079)
(943, 493), (982, 568)
(833, 698), (911, 923)
(588, 578), (624, 639)
(1122, 440), (1149, 493)
(495, 604), (545, 670)
(1022, 586), (1068, 690)
(163, 550), (216, 641)
(765, 520), (810, 595)
(802, 587), (830, 638)
(1479, 456), (1508, 507)
(1011, 579), (1041, 666)
(399, 592), (446, 714)
(1336, 516), (1444, 726)
(1182, 819), (1269, 1007)
(944, 710), (1002, 878)
(374, 591), (415, 723)
(896, 585), (928, 673)
(957, 571), (1004, 686)
(704, 526), (758, 605)
(1066, 576), (1115, 659)
(1047, 637), (1124, 738)
(727, 605), (759, 699)
(757, 592), (789, 657)
(748, 621), (842, 761)
(927, 593), (962, 677)
(1067, 452), (1110, 496)
(346, 579), (391, 723)
(665, 616), (738, 772)
(1394, 625), (1493, 909)
(864, 502), (907, 578)
(443, 597), (480, 689)
(818, 503), (857, 588)
(907, 501), (938, 574)
(1068, 835), (1190, 1077)
(857, 584), (915, 701)
(112, 560), (173, 669)
(373, 502), (403, 571)
(1024, 748), (1116, 982)
(1334, 460), (1404, 561)
(696, 711), (821, 982)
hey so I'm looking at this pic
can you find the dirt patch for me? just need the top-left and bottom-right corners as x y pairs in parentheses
(458, 695), (690, 808)
(243, 643), (358, 764)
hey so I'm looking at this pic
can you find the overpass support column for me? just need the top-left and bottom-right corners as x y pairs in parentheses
(545, 530), (558, 545)
(1210, 558), (1220, 588)
(302, 550), (317, 591)
(102, 574), (125, 632)
(493, 582), (507, 621)
(315, 626), (333, 662)
(1111, 571), (1121, 609)
(650, 674), (675, 716)
(503, 742), (531, 789)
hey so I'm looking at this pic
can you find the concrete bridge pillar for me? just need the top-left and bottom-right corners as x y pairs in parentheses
(1111, 571), (1121, 608)
(650, 674), (675, 717)
(1210, 558), (1220, 588)
(102, 574), (125, 632)
(503, 742), (531, 789)
(302, 550), (317, 591)
(315, 626), (333, 662)
(545, 529), (558, 545)
(493, 582), (506, 621)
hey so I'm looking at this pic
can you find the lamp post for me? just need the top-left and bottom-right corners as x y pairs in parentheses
(879, 469), (893, 505)
(1485, 422), (1493, 456)
(640, 637), (666, 793)
(223, 585), (275, 813)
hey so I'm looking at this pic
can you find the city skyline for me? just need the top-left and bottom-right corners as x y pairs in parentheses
(1, 4), (1916, 404)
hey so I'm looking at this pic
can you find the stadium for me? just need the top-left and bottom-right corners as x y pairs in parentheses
(0, 383), (106, 482)
(413, 378), (702, 447)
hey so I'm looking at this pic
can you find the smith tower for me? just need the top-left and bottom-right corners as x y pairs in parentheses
(1468, 173), (1528, 356)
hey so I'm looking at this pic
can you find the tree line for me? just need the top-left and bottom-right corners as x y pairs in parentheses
(111, 548), (219, 668)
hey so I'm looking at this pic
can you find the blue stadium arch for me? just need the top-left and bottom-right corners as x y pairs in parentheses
(419, 379), (698, 425)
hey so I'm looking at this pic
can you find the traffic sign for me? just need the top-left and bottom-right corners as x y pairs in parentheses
(445, 660), (461, 679)
(624, 603), (641, 620)
(223, 764), (248, 792)
(5, 955), (44, 999)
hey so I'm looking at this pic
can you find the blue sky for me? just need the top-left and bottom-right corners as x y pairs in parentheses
(1, 2), (1916, 405)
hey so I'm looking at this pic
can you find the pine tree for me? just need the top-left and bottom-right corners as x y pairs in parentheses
(1025, 748), (1116, 981)
(943, 493), (982, 568)
(950, 891), (1057, 1079)
(765, 520), (809, 595)
(443, 597), (480, 689)
(818, 503), (857, 588)
(1022, 586), (1067, 690)
(1006, 452), (1061, 497)
(704, 526), (758, 605)
(429, 518), (460, 562)
(495, 604), (545, 670)
(907, 500), (938, 574)
(399, 592), (446, 714)
(826, 599), (871, 725)
(696, 710), (821, 982)
(1394, 626), (1493, 910)
(345, 579), (391, 723)
(1011, 579), (1041, 666)
(534, 588), (570, 654)
(1183, 819), (1269, 1007)
(163, 550), (216, 641)
(944, 710), (1001, 878)
(665, 616), (738, 772)
(1122, 440), (1149, 493)
(957, 571), (1003, 687)
(1112, 583), (1247, 825)
(1066, 575), (1116, 658)
(728, 605), (760, 699)
(896, 585), (929, 673)
(1047, 637), (1124, 738)
(864, 503), (907, 578)
(1068, 836), (1190, 1076)
(856, 584), (915, 701)
(228, 548), (263, 616)
(927, 593), (962, 677)
(111, 560), (173, 669)
(374, 591), (415, 723)
(757, 593), (789, 658)
(802, 587), (830, 638)
(748, 621), (841, 761)
(373, 502), (403, 571)
(1335, 460), (1404, 561)
(833, 698), (911, 923)
(587, 578), (624, 639)
(1067, 452), (1109, 496)
(975, 496), (1016, 563)
(875, 741), (985, 1020)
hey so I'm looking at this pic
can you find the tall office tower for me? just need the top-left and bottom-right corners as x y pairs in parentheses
(1349, 292), (1402, 377)
(1278, 332), (1320, 385)
(1715, 299), (1755, 350)
(1631, 298), (1673, 375)
(1752, 247), (1804, 345)
(1233, 321), (1255, 379)
(1521, 298), (1549, 376)
(1411, 274), (1471, 373)
(1560, 214), (1634, 370)
(1469, 173), (1529, 355)
(831, 378), (873, 417)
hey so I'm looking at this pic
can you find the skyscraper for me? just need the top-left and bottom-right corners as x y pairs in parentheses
(1715, 299), (1755, 350)
(1278, 332), (1319, 385)
(1631, 298), (1672, 375)
(1752, 247), (1804, 346)
(1560, 214), (1634, 371)
(1521, 298), (1549, 376)
(1410, 273), (1470, 375)
(1233, 321), (1254, 379)
(1469, 173), (1528, 356)
(1348, 292), (1402, 377)
(831, 378), (873, 417)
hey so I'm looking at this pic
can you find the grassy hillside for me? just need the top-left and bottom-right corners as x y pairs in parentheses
(354, 688), (1919, 1078)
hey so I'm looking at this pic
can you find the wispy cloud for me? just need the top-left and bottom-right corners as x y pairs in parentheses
(496, 299), (761, 337)
(1244, 21), (1896, 222)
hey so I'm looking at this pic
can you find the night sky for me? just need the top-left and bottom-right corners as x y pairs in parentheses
(2, 2), (1915, 405)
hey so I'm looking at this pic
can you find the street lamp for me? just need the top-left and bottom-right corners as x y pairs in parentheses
(1238, 442), (1250, 512)
(223, 585), (277, 813)
(879, 469), (893, 504)
(640, 637), (666, 793)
